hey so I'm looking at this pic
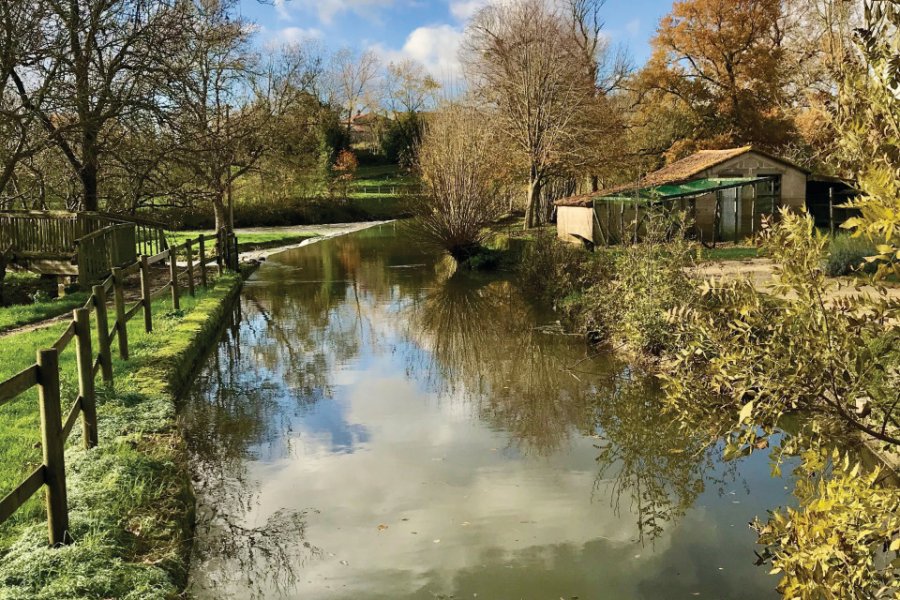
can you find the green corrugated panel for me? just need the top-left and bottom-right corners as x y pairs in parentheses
(595, 176), (772, 204)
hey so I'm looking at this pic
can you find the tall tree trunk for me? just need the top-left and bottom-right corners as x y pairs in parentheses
(213, 192), (228, 231)
(80, 127), (99, 211)
(525, 174), (542, 229)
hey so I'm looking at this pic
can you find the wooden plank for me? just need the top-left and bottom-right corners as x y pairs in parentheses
(73, 308), (97, 448)
(125, 300), (143, 321)
(0, 365), (39, 407)
(150, 282), (172, 301)
(111, 268), (128, 360)
(37, 348), (70, 545)
(51, 322), (77, 355)
(0, 466), (45, 524)
(60, 396), (83, 442)
(146, 248), (169, 266)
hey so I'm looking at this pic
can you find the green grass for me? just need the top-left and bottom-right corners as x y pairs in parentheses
(0, 273), (242, 599)
(0, 292), (91, 334)
(165, 230), (319, 253)
(696, 245), (760, 262)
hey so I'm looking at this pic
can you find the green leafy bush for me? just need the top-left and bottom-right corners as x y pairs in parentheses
(825, 233), (877, 277)
(754, 450), (900, 600)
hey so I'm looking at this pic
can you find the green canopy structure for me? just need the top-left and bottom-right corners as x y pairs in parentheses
(598, 176), (774, 204)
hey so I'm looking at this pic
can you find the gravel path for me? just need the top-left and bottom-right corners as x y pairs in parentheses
(694, 258), (900, 303)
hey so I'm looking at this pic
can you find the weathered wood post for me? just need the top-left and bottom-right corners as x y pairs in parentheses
(750, 185), (757, 242)
(185, 239), (195, 297)
(713, 191), (721, 248)
(198, 235), (208, 288)
(73, 308), (98, 449)
(232, 233), (239, 271)
(139, 255), (152, 333)
(619, 201), (625, 243)
(605, 201), (612, 246)
(37, 348), (69, 546)
(634, 202), (640, 245)
(829, 186), (835, 236)
(733, 190), (739, 242)
(215, 229), (224, 276)
(92, 285), (113, 383)
(169, 247), (180, 310)
(111, 267), (128, 360)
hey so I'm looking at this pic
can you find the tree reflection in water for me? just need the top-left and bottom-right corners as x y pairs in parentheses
(411, 275), (741, 543)
(180, 226), (763, 599)
(183, 304), (321, 599)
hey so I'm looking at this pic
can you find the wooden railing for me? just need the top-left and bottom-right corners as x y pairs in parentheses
(0, 210), (167, 270)
(76, 223), (139, 285)
(0, 229), (237, 546)
(0, 212), (105, 257)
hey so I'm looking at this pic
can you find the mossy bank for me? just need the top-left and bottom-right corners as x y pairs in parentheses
(0, 273), (242, 600)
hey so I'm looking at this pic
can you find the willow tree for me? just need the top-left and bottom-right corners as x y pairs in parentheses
(412, 103), (511, 262)
(461, 0), (612, 228)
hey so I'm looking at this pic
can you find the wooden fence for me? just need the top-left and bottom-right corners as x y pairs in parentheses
(0, 229), (238, 546)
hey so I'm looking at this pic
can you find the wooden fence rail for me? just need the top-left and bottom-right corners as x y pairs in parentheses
(0, 229), (237, 546)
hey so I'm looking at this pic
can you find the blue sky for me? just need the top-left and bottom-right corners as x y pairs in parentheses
(240, 0), (673, 80)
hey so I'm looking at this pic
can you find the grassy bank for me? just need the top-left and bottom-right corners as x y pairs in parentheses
(0, 273), (242, 599)
(166, 230), (320, 254)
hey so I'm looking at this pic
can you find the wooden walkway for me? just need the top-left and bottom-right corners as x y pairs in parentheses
(0, 211), (168, 288)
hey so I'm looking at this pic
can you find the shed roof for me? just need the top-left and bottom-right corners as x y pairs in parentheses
(598, 176), (773, 205)
(556, 146), (807, 208)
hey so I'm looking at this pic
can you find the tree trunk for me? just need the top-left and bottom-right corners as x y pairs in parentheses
(213, 194), (228, 231)
(525, 170), (542, 229)
(80, 127), (99, 212)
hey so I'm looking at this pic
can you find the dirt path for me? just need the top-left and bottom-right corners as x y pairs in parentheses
(694, 258), (900, 303)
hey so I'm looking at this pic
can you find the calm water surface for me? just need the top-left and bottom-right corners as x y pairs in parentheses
(182, 224), (795, 599)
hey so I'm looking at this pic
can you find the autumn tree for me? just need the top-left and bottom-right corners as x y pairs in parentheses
(635, 0), (793, 159)
(380, 59), (440, 164)
(462, 0), (618, 228)
(838, 0), (900, 278)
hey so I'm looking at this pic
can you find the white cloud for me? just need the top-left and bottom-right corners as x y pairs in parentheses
(373, 24), (465, 81)
(276, 26), (324, 44)
(625, 18), (641, 37)
(293, 0), (399, 25)
(449, 0), (491, 21)
(274, 0), (291, 21)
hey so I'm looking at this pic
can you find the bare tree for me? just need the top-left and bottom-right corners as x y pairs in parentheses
(462, 0), (619, 228)
(412, 103), (511, 262)
(9, 0), (187, 211)
(166, 2), (322, 229)
(326, 48), (381, 132)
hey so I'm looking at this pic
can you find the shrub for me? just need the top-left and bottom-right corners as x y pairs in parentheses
(825, 233), (877, 276)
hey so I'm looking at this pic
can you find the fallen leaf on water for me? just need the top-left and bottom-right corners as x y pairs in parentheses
(377, 524), (388, 531)
(433, 539), (441, 543)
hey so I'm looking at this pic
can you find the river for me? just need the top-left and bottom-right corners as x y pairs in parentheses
(181, 223), (796, 599)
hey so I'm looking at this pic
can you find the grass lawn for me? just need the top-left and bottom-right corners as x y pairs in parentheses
(0, 291), (91, 333)
(0, 273), (241, 598)
(697, 245), (760, 262)
(165, 230), (319, 253)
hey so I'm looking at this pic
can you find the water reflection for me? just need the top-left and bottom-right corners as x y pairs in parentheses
(181, 224), (792, 599)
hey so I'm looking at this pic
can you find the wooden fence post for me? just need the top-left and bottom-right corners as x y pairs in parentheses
(185, 239), (195, 297)
(139, 255), (152, 333)
(829, 186), (835, 236)
(73, 308), (98, 449)
(198, 235), (208, 288)
(111, 267), (128, 360)
(37, 348), (69, 546)
(215, 230), (224, 276)
(231, 233), (239, 271)
(92, 284), (113, 383)
(169, 247), (180, 310)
